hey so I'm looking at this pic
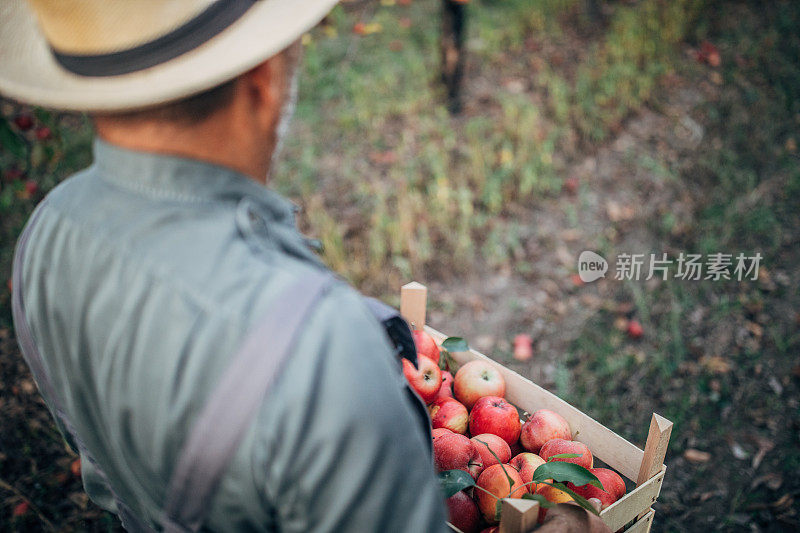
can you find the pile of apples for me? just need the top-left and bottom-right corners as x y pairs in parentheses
(403, 331), (628, 533)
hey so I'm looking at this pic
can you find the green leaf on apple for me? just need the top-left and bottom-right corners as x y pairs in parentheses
(538, 481), (602, 516)
(521, 493), (556, 508)
(547, 453), (581, 460)
(474, 439), (516, 489)
(531, 462), (603, 489)
(442, 337), (469, 353)
(438, 469), (475, 498)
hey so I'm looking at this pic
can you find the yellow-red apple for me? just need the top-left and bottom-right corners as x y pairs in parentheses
(402, 357), (442, 404)
(535, 483), (574, 522)
(475, 464), (527, 522)
(539, 439), (593, 470)
(509, 452), (546, 493)
(468, 396), (521, 446)
(430, 398), (469, 434)
(454, 360), (506, 409)
(520, 409), (572, 454)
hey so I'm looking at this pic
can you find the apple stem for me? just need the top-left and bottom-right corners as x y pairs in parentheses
(473, 484), (502, 500)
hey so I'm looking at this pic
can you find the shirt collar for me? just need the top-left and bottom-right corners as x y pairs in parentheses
(93, 138), (298, 227)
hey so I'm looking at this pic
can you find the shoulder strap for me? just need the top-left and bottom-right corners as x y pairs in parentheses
(162, 271), (337, 533)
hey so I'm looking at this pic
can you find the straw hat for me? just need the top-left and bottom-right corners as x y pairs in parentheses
(0, 0), (339, 112)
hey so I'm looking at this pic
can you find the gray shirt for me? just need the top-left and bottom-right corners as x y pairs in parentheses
(17, 139), (449, 532)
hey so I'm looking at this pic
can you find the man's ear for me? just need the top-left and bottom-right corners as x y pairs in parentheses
(243, 58), (281, 121)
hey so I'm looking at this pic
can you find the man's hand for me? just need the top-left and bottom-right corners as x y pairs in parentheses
(537, 499), (611, 533)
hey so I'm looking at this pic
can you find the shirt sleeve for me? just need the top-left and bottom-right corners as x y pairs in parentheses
(248, 284), (450, 532)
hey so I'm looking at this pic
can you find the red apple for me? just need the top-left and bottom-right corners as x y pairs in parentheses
(475, 464), (526, 522)
(539, 439), (593, 470)
(470, 433), (512, 473)
(402, 357), (441, 404)
(520, 409), (572, 454)
(445, 491), (481, 533)
(454, 360), (506, 409)
(594, 467), (626, 500)
(430, 398), (469, 434)
(468, 396), (521, 446)
(568, 467), (626, 507)
(432, 427), (453, 441)
(413, 329), (440, 364)
(433, 432), (483, 479)
(509, 452), (546, 493)
(432, 370), (454, 402)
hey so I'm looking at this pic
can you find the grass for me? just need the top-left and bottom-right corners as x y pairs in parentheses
(274, 0), (698, 293)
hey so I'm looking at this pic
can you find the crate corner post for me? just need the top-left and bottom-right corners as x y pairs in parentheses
(498, 498), (540, 533)
(401, 281), (428, 330)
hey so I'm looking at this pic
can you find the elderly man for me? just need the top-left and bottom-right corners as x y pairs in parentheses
(2, 1), (609, 531)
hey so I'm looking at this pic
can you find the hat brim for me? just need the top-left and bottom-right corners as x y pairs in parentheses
(0, 0), (339, 112)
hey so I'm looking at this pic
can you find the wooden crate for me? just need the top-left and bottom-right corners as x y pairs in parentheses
(400, 282), (672, 533)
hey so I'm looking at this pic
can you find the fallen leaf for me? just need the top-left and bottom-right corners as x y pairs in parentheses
(699, 355), (731, 374)
(71, 458), (82, 477)
(606, 200), (635, 222)
(751, 473), (783, 491)
(684, 449), (711, 462)
(771, 494), (794, 510)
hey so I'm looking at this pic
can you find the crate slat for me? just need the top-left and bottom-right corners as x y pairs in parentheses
(626, 508), (655, 533)
(600, 466), (665, 531)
